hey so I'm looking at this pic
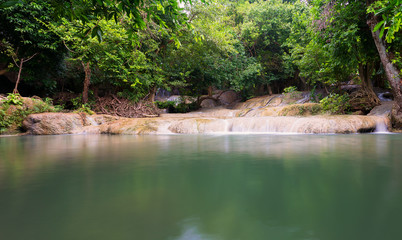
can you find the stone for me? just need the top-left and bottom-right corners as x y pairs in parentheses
(200, 99), (218, 108)
(23, 113), (85, 135)
(218, 90), (239, 105)
(391, 103), (402, 129)
(21, 94), (395, 135)
(368, 101), (394, 117)
(22, 113), (119, 135)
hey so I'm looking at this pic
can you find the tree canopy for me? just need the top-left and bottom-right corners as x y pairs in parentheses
(0, 0), (401, 111)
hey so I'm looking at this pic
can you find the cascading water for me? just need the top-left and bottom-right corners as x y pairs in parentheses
(374, 118), (390, 133)
(23, 94), (395, 135)
(377, 92), (393, 102)
(295, 92), (310, 104)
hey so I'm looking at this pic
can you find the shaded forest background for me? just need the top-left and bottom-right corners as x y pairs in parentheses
(0, 0), (401, 113)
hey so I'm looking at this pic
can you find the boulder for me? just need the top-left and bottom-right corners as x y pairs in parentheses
(200, 99), (218, 108)
(23, 113), (85, 135)
(217, 90), (239, 105)
(368, 101), (394, 117)
(23, 113), (119, 135)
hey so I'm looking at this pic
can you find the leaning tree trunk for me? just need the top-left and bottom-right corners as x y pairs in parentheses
(367, 16), (402, 111)
(13, 58), (24, 94)
(82, 61), (91, 104)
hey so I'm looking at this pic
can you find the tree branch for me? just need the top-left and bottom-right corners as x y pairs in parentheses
(23, 52), (38, 63)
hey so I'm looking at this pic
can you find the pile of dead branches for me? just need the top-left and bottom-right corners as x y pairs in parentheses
(93, 95), (159, 118)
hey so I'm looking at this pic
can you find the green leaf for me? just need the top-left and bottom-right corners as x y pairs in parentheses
(0, 0), (21, 8)
(379, 24), (386, 38)
(96, 28), (103, 42)
(373, 20), (384, 32)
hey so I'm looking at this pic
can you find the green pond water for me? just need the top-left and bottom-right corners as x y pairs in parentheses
(0, 134), (402, 240)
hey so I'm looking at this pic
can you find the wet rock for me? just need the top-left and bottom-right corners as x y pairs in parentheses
(23, 113), (86, 135)
(95, 115), (389, 135)
(21, 94), (394, 135)
(368, 101), (394, 117)
(23, 113), (119, 135)
(234, 95), (283, 109)
(391, 103), (402, 129)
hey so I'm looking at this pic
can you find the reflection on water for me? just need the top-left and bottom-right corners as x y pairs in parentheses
(0, 134), (402, 240)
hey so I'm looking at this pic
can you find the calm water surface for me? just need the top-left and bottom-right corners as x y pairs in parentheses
(0, 134), (402, 240)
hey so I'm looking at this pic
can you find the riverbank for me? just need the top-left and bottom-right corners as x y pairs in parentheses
(2, 94), (398, 135)
(21, 95), (396, 135)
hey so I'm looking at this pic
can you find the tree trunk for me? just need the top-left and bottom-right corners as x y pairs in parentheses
(148, 86), (157, 103)
(358, 63), (380, 105)
(13, 58), (24, 94)
(82, 61), (91, 104)
(267, 84), (273, 95)
(208, 86), (213, 97)
(367, 16), (402, 111)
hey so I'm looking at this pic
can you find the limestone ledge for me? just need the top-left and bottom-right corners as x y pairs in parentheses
(23, 112), (391, 135)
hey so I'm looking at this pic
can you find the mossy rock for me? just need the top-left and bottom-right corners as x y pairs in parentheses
(1, 96), (59, 134)
(282, 91), (305, 103)
(279, 103), (322, 116)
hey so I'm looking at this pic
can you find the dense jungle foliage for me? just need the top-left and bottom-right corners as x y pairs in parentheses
(0, 0), (401, 112)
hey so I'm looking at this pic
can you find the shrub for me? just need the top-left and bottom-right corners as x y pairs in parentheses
(0, 96), (63, 134)
(2, 93), (23, 105)
(74, 104), (95, 115)
(283, 86), (297, 93)
(320, 93), (350, 114)
(155, 100), (199, 113)
(155, 101), (176, 109)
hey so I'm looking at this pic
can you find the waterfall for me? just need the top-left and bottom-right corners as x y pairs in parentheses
(295, 92), (310, 104)
(152, 116), (388, 134)
(377, 92), (392, 102)
(374, 118), (390, 133)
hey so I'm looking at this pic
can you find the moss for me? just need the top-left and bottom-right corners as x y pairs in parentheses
(124, 120), (158, 134)
(279, 103), (323, 116)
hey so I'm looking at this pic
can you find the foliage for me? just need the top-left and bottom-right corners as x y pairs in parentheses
(1, 0), (399, 115)
(320, 93), (350, 114)
(155, 101), (176, 109)
(74, 104), (95, 115)
(0, 0), (65, 94)
(2, 93), (23, 105)
(283, 86), (297, 94)
(168, 102), (199, 113)
(0, 96), (62, 133)
(368, 0), (402, 43)
(1, 0), (203, 42)
(279, 103), (322, 116)
(155, 100), (199, 113)
(237, 0), (304, 88)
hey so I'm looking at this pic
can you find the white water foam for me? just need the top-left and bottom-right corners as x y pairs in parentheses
(374, 119), (390, 134)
